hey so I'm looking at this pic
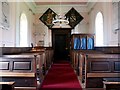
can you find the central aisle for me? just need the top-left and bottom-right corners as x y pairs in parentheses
(40, 61), (82, 90)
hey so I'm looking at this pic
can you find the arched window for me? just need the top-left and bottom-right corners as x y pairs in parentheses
(95, 12), (104, 46)
(20, 13), (28, 47)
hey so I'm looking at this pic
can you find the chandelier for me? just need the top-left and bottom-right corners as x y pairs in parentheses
(52, 14), (69, 27)
(52, 0), (69, 27)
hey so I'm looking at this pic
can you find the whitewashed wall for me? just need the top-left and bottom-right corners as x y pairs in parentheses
(0, 2), (119, 47)
(88, 2), (118, 46)
(34, 13), (50, 47)
(0, 2), (34, 47)
(71, 12), (89, 34)
(110, 2), (119, 46)
(15, 2), (34, 47)
(0, 2), (16, 47)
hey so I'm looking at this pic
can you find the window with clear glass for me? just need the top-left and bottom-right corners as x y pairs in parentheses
(20, 13), (28, 47)
(95, 12), (104, 46)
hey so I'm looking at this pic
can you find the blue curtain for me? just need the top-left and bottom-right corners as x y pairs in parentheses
(87, 38), (94, 49)
(74, 38), (81, 49)
(81, 37), (87, 49)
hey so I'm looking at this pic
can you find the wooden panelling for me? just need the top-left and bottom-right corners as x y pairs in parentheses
(103, 81), (120, 90)
(2, 77), (36, 87)
(95, 47), (120, 54)
(103, 81), (120, 84)
(1, 56), (36, 72)
(90, 61), (110, 72)
(85, 54), (120, 88)
(87, 54), (119, 58)
(1, 47), (32, 55)
(70, 46), (120, 89)
(15, 87), (36, 90)
(70, 49), (103, 83)
(86, 54), (119, 73)
(87, 73), (120, 78)
(0, 47), (54, 90)
(0, 55), (37, 89)
(13, 61), (31, 70)
(114, 61), (120, 71)
(0, 82), (15, 85)
(85, 78), (103, 88)
(0, 72), (35, 77)
(0, 61), (9, 70)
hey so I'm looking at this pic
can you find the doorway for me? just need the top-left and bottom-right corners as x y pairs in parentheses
(52, 29), (71, 61)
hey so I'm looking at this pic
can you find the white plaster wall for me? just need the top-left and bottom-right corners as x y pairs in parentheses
(0, 2), (34, 47)
(0, 2), (89, 47)
(15, 2), (34, 47)
(34, 13), (50, 47)
(110, 2), (119, 46)
(1, 2), (118, 47)
(0, 2), (16, 47)
(0, 2), (3, 46)
(78, 12), (89, 33)
(88, 2), (118, 46)
(71, 12), (89, 34)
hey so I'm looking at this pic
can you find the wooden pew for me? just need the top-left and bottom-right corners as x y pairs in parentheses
(20, 50), (46, 82)
(95, 46), (119, 54)
(27, 47), (54, 76)
(31, 47), (54, 72)
(103, 80), (120, 90)
(84, 54), (120, 88)
(0, 55), (38, 90)
(71, 50), (80, 69)
(1, 47), (54, 85)
(79, 50), (103, 82)
(1, 47), (32, 55)
(43, 48), (54, 71)
(71, 50), (103, 82)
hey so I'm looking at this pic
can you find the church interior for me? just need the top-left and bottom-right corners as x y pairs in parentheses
(0, 0), (120, 90)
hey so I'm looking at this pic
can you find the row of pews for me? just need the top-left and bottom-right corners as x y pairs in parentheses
(0, 47), (54, 90)
(71, 47), (120, 89)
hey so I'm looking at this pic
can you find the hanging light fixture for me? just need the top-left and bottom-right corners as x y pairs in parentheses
(52, 0), (69, 27)
(52, 14), (69, 26)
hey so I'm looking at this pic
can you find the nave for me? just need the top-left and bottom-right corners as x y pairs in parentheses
(0, 1), (120, 90)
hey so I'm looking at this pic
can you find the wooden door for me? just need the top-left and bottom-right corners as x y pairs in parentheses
(52, 29), (71, 61)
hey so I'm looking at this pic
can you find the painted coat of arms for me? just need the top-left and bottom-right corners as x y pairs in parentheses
(39, 8), (57, 29)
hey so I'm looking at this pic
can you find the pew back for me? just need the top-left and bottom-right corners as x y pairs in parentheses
(70, 50), (103, 82)
(19, 51), (45, 82)
(0, 55), (37, 90)
(85, 54), (120, 88)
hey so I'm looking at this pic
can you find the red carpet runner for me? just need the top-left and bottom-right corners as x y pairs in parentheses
(40, 61), (82, 90)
